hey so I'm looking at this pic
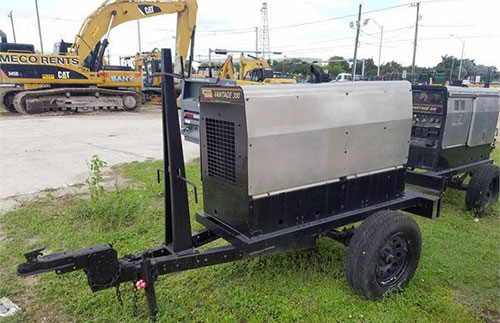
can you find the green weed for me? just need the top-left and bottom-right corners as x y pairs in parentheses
(0, 154), (498, 323)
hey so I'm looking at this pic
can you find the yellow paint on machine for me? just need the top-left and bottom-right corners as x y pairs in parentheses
(0, 0), (198, 94)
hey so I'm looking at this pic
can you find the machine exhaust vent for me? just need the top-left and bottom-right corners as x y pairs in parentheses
(206, 118), (236, 184)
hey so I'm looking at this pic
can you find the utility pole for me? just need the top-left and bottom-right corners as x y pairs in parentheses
(208, 48), (212, 69)
(351, 4), (362, 79)
(377, 26), (383, 76)
(458, 40), (465, 80)
(449, 58), (455, 82)
(255, 27), (259, 53)
(34, 0), (44, 53)
(450, 35), (465, 80)
(364, 18), (383, 76)
(411, 2), (420, 74)
(8, 11), (16, 43)
(137, 20), (142, 53)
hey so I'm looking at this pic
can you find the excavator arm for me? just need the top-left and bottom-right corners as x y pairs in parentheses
(218, 55), (235, 80)
(71, 0), (197, 73)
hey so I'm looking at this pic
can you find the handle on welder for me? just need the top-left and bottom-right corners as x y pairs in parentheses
(157, 168), (198, 204)
(177, 174), (198, 204)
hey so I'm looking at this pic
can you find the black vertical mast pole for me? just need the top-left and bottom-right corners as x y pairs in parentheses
(160, 48), (193, 252)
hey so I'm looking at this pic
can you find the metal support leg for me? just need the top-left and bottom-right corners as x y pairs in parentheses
(141, 255), (158, 322)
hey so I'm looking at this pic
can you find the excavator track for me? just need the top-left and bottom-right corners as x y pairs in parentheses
(13, 88), (142, 115)
(0, 87), (22, 113)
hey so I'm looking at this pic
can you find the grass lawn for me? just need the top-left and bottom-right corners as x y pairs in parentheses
(0, 149), (498, 323)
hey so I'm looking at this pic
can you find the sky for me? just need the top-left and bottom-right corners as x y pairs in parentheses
(0, 0), (498, 69)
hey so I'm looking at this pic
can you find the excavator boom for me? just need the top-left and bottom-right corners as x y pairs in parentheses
(72, 0), (197, 73)
(0, 0), (197, 114)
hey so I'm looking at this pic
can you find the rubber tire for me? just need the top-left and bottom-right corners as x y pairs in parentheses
(465, 164), (499, 215)
(345, 210), (422, 300)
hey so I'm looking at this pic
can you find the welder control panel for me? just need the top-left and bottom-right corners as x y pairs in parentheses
(411, 87), (445, 147)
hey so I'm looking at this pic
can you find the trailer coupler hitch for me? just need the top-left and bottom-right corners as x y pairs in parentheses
(17, 244), (161, 321)
(17, 244), (123, 291)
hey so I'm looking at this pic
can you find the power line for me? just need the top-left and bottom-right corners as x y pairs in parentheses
(197, 0), (461, 34)
(273, 25), (414, 50)
(282, 34), (500, 55)
(197, 27), (256, 33)
(0, 0), (478, 58)
(420, 24), (476, 28)
(360, 29), (379, 39)
(0, 0), (458, 37)
(0, 8), (79, 22)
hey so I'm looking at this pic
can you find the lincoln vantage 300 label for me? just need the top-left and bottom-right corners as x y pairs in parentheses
(200, 87), (244, 105)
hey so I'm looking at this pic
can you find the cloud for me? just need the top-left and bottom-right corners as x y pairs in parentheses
(0, 0), (498, 69)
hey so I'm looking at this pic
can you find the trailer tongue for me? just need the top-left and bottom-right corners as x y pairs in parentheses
(17, 49), (440, 321)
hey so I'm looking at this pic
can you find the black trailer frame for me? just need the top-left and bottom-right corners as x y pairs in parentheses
(17, 49), (440, 321)
(406, 159), (494, 194)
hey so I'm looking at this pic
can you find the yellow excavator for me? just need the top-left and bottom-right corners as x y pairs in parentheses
(180, 53), (296, 143)
(141, 48), (163, 103)
(0, 0), (197, 114)
(217, 53), (296, 85)
(141, 47), (208, 104)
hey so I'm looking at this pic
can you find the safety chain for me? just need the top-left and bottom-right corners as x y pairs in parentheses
(132, 282), (139, 316)
(86, 264), (122, 291)
(115, 285), (123, 307)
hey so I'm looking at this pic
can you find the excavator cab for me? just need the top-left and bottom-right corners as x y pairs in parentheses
(144, 59), (162, 87)
(53, 41), (73, 55)
(246, 68), (274, 83)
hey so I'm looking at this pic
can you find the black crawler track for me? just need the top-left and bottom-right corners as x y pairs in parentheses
(13, 87), (142, 115)
(0, 87), (21, 113)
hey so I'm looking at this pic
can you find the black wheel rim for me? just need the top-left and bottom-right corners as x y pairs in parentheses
(481, 175), (499, 212)
(376, 233), (411, 287)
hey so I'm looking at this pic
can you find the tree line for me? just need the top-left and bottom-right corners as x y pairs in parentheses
(270, 55), (499, 82)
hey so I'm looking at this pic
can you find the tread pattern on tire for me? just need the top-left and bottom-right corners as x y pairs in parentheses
(345, 210), (421, 300)
(465, 164), (499, 215)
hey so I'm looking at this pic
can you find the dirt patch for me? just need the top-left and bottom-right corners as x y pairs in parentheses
(0, 167), (130, 215)
(0, 222), (4, 248)
(0, 198), (20, 216)
(482, 308), (500, 323)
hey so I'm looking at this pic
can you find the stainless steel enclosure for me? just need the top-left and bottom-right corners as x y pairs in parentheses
(443, 87), (499, 149)
(241, 81), (413, 196)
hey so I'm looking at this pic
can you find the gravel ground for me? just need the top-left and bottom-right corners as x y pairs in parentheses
(0, 106), (200, 201)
